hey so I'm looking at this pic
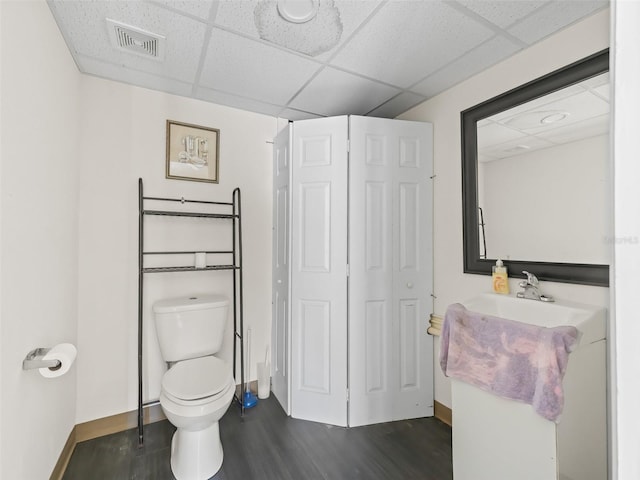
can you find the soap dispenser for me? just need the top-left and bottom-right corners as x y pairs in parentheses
(492, 259), (509, 294)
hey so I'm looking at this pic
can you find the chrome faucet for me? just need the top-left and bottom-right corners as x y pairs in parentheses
(516, 271), (554, 302)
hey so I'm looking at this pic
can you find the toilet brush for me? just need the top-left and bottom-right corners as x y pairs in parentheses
(243, 327), (258, 408)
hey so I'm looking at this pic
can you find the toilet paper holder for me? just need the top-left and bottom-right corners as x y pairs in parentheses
(22, 348), (62, 371)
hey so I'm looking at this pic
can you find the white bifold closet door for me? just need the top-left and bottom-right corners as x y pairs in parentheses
(271, 124), (292, 415)
(274, 115), (433, 428)
(290, 116), (349, 426)
(348, 116), (433, 427)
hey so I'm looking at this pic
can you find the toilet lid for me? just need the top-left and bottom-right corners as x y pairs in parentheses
(162, 356), (231, 401)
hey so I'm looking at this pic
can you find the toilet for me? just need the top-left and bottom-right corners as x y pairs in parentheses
(153, 294), (235, 480)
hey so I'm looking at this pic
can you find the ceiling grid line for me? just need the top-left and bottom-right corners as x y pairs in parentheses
(405, 33), (507, 93)
(189, 1), (221, 97)
(444, 0), (530, 48)
(147, 0), (213, 26)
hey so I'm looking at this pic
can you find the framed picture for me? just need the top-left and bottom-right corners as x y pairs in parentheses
(166, 120), (220, 183)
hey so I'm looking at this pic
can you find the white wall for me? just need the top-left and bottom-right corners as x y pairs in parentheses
(0, 1), (80, 478)
(1, 0), (280, 465)
(480, 134), (609, 264)
(76, 76), (278, 423)
(399, 10), (610, 408)
(611, 1), (640, 478)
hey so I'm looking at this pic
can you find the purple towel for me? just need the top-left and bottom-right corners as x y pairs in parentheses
(440, 303), (579, 422)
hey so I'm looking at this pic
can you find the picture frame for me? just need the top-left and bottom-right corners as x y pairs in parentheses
(166, 120), (220, 183)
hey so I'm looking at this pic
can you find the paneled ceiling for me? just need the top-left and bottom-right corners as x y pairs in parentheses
(47, 0), (608, 120)
(478, 71), (610, 162)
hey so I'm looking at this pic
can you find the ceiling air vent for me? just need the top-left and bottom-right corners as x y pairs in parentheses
(106, 18), (165, 61)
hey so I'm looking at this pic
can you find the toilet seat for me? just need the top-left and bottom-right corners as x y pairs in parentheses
(162, 356), (233, 406)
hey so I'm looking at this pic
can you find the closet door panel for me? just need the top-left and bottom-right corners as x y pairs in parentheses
(399, 183), (419, 270)
(399, 299), (420, 390)
(298, 300), (331, 393)
(299, 182), (331, 272)
(348, 117), (394, 427)
(349, 116), (434, 427)
(275, 186), (289, 269)
(365, 182), (387, 270)
(365, 300), (388, 393)
(290, 116), (348, 427)
(393, 121), (434, 419)
(272, 125), (291, 414)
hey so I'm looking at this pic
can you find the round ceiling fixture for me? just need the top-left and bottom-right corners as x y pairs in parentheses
(505, 110), (570, 129)
(277, 0), (319, 24)
(540, 112), (569, 124)
(255, 0), (343, 56)
(504, 144), (531, 153)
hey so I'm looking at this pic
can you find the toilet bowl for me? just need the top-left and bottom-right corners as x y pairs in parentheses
(160, 356), (235, 480)
(153, 294), (233, 480)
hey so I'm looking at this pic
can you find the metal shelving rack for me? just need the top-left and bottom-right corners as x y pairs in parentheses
(137, 178), (245, 446)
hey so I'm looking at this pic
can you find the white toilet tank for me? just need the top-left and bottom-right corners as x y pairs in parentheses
(153, 294), (229, 362)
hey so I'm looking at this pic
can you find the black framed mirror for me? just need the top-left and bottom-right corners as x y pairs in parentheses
(462, 49), (610, 287)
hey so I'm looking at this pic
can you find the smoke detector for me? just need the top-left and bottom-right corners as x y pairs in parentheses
(277, 0), (319, 24)
(254, 0), (343, 56)
(106, 18), (165, 61)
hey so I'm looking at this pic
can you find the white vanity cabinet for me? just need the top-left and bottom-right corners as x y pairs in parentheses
(450, 296), (607, 480)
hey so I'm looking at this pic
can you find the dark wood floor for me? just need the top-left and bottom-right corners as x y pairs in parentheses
(63, 396), (453, 480)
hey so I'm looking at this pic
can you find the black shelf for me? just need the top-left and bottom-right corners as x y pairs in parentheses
(137, 178), (245, 447)
(143, 209), (237, 219)
(142, 265), (237, 274)
(143, 250), (234, 256)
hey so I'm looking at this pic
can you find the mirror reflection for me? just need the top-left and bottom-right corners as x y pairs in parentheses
(476, 73), (610, 264)
(462, 50), (609, 286)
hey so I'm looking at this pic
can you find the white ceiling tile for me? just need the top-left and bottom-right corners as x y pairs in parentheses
(289, 67), (400, 117)
(50, 0), (207, 83)
(479, 84), (610, 156)
(279, 108), (325, 121)
(592, 83), (610, 101)
(77, 55), (194, 97)
(478, 153), (497, 163)
(151, 0), (214, 21)
(581, 72), (610, 100)
(215, 1), (382, 60)
(214, 1), (260, 38)
(581, 71), (609, 89)
(253, 1), (344, 56)
(478, 121), (528, 149)
(195, 86), (283, 116)
(198, 28), (321, 104)
(456, 0), (548, 29)
(507, 1), (607, 45)
(331, 1), (495, 87)
(367, 92), (427, 118)
(412, 35), (522, 97)
(542, 115), (609, 144)
(481, 135), (555, 159)
(544, 88), (610, 115)
(499, 90), (609, 135)
(331, 1), (385, 37)
(488, 83), (586, 122)
(313, 0), (384, 60)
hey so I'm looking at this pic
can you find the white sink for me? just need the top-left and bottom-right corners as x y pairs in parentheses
(452, 293), (608, 480)
(461, 293), (606, 347)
